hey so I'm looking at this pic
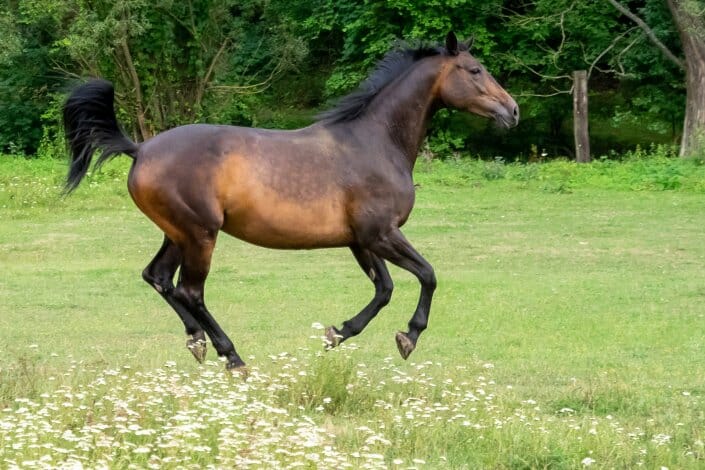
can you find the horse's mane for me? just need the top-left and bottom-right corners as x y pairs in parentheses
(317, 42), (463, 124)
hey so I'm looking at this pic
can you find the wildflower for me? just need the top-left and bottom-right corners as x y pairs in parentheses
(651, 434), (671, 446)
(581, 457), (596, 466)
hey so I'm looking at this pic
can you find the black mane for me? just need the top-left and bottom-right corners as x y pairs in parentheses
(317, 44), (452, 124)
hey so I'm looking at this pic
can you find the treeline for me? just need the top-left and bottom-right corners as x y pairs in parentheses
(1, 0), (702, 159)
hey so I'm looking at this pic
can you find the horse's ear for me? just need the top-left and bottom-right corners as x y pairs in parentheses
(465, 36), (475, 51)
(445, 31), (459, 56)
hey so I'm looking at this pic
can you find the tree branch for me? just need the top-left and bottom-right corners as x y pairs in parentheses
(613, 35), (641, 77)
(210, 55), (290, 95)
(503, 53), (573, 82)
(605, 0), (685, 70)
(195, 39), (230, 109)
(515, 88), (574, 98)
(586, 26), (637, 79)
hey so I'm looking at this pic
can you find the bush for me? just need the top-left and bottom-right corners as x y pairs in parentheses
(415, 145), (705, 193)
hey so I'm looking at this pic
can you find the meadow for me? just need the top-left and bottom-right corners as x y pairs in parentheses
(1, 152), (705, 468)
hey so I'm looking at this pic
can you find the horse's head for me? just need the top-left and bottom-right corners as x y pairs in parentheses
(436, 32), (519, 128)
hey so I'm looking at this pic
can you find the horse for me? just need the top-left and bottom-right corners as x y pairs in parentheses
(63, 32), (518, 373)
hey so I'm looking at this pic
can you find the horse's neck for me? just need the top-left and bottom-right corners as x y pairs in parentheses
(363, 58), (443, 168)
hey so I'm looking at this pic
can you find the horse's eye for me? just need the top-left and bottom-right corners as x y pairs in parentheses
(470, 67), (482, 75)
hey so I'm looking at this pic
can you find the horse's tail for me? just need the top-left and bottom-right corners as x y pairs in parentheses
(63, 79), (139, 193)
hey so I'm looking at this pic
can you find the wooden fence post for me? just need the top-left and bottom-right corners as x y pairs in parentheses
(573, 70), (591, 163)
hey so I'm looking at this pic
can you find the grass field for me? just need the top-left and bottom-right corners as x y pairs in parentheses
(1, 155), (705, 468)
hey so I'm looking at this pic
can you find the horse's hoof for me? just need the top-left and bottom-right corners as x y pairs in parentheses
(395, 331), (415, 360)
(187, 336), (207, 364)
(227, 364), (250, 380)
(325, 326), (342, 350)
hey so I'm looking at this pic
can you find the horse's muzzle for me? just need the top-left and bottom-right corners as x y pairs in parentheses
(494, 103), (519, 129)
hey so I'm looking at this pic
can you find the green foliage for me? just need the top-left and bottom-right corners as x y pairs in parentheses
(36, 93), (67, 160)
(54, 0), (306, 135)
(425, 132), (465, 160)
(292, 0), (502, 96)
(481, 157), (507, 181)
(0, 1), (67, 154)
(0, 11), (23, 62)
(500, 0), (684, 156)
(0, 0), (308, 146)
(0, 0), (691, 157)
(413, 144), (705, 193)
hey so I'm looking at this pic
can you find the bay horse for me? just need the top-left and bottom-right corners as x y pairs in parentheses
(63, 32), (518, 373)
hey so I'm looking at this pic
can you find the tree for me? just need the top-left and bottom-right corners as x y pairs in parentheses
(0, 3), (67, 154)
(0, 0), (696, 158)
(500, 0), (636, 159)
(277, 0), (504, 95)
(53, 0), (305, 140)
(607, 0), (705, 157)
(666, 0), (705, 157)
(0, 0), (307, 151)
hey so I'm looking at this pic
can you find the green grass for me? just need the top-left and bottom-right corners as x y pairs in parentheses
(1, 155), (705, 468)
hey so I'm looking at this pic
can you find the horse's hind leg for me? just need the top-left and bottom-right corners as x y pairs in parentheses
(173, 234), (247, 372)
(142, 236), (207, 363)
(369, 229), (436, 360)
(326, 245), (393, 348)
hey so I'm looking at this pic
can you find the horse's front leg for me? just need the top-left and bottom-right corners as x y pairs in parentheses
(369, 228), (436, 359)
(326, 245), (394, 348)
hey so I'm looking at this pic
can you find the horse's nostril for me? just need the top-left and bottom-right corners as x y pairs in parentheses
(513, 106), (518, 117)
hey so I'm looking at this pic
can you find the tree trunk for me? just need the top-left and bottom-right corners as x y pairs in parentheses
(667, 0), (705, 157)
(120, 38), (152, 141)
(573, 70), (591, 163)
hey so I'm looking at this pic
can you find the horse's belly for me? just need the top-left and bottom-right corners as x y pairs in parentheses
(215, 145), (356, 249)
(221, 197), (353, 249)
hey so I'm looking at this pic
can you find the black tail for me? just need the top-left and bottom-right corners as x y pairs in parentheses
(63, 79), (139, 193)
